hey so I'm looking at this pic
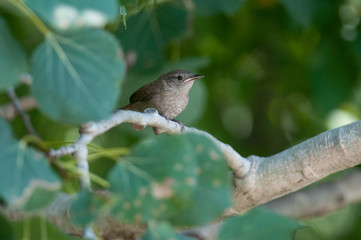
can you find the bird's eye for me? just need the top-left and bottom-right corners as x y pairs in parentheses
(177, 75), (183, 80)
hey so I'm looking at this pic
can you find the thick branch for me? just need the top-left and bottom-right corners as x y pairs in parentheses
(183, 169), (361, 240)
(231, 121), (361, 214)
(265, 169), (361, 219)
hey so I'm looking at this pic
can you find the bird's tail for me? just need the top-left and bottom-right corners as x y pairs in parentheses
(118, 103), (132, 110)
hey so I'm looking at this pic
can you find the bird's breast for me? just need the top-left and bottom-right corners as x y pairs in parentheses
(154, 91), (189, 119)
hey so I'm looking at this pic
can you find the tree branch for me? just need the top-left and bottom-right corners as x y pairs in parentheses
(0, 95), (36, 120)
(2, 110), (361, 239)
(230, 121), (361, 215)
(265, 169), (361, 219)
(48, 109), (250, 178)
(182, 169), (361, 240)
(6, 88), (39, 138)
(46, 109), (250, 238)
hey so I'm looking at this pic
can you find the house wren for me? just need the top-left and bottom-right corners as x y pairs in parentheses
(121, 69), (204, 134)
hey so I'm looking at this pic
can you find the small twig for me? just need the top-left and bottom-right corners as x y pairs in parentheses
(83, 225), (97, 240)
(73, 145), (91, 189)
(0, 95), (36, 120)
(49, 109), (250, 178)
(6, 87), (40, 139)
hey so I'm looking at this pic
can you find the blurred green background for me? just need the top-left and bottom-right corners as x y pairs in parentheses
(1, 0), (361, 239)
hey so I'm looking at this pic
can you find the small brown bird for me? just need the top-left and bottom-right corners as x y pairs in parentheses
(121, 69), (204, 134)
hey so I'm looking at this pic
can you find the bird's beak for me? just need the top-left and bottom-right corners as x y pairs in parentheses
(184, 74), (205, 82)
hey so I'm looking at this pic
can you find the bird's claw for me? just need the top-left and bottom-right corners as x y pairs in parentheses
(171, 119), (185, 132)
(153, 116), (185, 134)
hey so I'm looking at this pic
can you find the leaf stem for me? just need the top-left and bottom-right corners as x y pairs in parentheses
(6, 0), (49, 35)
(40, 216), (48, 240)
(23, 216), (30, 240)
(58, 161), (110, 188)
(7, 87), (41, 139)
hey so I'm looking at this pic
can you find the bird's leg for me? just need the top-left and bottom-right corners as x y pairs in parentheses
(160, 114), (185, 132)
(171, 119), (185, 132)
(152, 114), (168, 135)
(152, 116), (185, 134)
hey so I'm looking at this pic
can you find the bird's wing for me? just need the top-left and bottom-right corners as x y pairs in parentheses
(129, 82), (160, 103)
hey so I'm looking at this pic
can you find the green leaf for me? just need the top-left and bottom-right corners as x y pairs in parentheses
(118, 2), (189, 71)
(26, 0), (119, 30)
(218, 208), (302, 240)
(142, 222), (195, 240)
(108, 134), (197, 223)
(0, 213), (15, 240)
(0, 117), (13, 142)
(70, 189), (106, 226)
(12, 217), (78, 240)
(70, 190), (93, 226)
(0, 117), (60, 210)
(0, 16), (27, 91)
(108, 133), (232, 226)
(169, 133), (232, 226)
(193, 0), (244, 16)
(31, 29), (126, 125)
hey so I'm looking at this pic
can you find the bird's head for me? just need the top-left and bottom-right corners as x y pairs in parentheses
(160, 69), (204, 90)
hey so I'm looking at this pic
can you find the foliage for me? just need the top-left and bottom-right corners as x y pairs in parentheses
(0, 17), (27, 90)
(218, 208), (302, 240)
(1, 0), (361, 239)
(31, 29), (125, 124)
(0, 117), (60, 211)
(107, 133), (231, 226)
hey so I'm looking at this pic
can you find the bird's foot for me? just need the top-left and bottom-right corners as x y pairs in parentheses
(152, 126), (163, 135)
(171, 119), (185, 132)
(132, 124), (146, 131)
(152, 115), (170, 135)
(152, 117), (184, 135)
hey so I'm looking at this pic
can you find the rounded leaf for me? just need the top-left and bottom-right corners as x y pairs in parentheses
(0, 17), (27, 91)
(0, 117), (60, 210)
(118, 3), (189, 71)
(169, 133), (232, 226)
(142, 222), (195, 240)
(108, 133), (232, 226)
(31, 30), (126, 124)
(70, 189), (106, 226)
(26, 0), (119, 30)
(108, 135), (197, 223)
(218, 208), (302, 240)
